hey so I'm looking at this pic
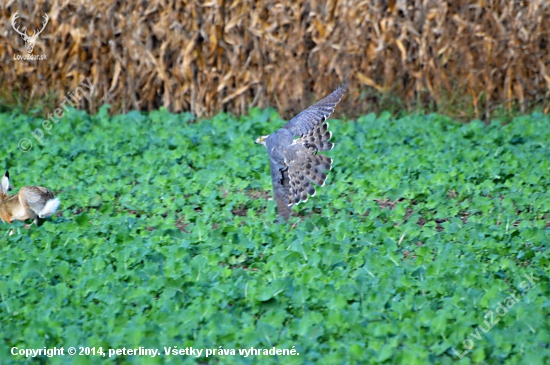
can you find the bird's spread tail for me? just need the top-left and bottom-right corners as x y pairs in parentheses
(38, 198), (60, 218)
(287, 153), (332, 205)
(303, 122), (333, 151)
(304, 153), (332, 186)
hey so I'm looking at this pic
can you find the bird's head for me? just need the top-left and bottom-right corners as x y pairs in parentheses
(255, 135), (268, 146)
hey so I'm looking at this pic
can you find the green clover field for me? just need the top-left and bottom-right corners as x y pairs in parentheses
(0, 107), (549, 364)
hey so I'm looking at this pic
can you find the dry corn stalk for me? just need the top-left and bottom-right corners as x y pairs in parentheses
(0, 0), (548, 118)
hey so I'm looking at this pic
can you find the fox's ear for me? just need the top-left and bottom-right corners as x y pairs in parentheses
(1, 171), (9, 194)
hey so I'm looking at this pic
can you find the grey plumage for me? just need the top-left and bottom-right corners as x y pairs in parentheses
(256, 83), (348, 220)
(270, 160), (292, 220)
(283, 83), (349, 136)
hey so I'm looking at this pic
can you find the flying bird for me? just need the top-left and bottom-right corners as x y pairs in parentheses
(255, 83), (348, 220)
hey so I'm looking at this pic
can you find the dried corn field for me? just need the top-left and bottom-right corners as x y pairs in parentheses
(1, 0), (549, 119)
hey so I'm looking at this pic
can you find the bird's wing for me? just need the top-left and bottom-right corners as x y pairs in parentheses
(282, 82), (348, 136)
(284, 142), (333, 205)
(269, 161), (292, 220)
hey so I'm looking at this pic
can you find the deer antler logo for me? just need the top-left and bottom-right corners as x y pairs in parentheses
(11, 11), (49, 54)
